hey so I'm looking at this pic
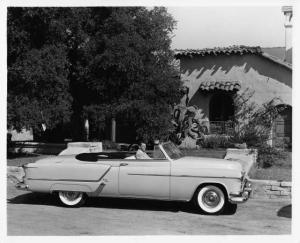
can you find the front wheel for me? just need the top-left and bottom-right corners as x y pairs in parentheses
(58, 191), (86, 207)
(195, 185), (226, 214)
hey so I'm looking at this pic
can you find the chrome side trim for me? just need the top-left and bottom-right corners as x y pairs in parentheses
(26, 166), (112, 183)
(127, 173), (169, 177)
(172, 175), (240, 179)
(27, 178), (103, 182)
(127, 173), (240, 180)
(28, 174), (240, 181)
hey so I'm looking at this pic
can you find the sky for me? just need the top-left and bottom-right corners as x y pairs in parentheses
(167, 6), (287, 49)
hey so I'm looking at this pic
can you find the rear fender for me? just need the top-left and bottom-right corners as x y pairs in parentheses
(50, 183), (93, 193)
(49, 165), (112, 194)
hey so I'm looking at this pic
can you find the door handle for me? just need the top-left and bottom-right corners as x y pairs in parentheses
(120, 163), (128, 166)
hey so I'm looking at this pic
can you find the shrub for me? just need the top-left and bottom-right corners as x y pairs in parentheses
(256, 144), (287, 168)
(102, 140), (118, 150)
(231, 89), (285, 147)
(198, 135), (233, 149)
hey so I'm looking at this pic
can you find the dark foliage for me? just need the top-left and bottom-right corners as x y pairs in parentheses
(199, 135), (233, 149)
(7, 8), (75, 135)
(7, 7), (182, 142)
(230, 89), (286, 147)
(256, 144), (287, 168)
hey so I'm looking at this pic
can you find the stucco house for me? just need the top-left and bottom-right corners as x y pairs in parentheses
(172, 6), (293, 148)
(174, 45), (292, 147)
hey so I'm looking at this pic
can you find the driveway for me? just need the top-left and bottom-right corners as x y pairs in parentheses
(7, 180), (291, 235)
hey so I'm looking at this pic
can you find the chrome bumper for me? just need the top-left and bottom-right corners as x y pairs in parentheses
(8, 165), (28, 190)
(229, 180), (252, 203)
(15, 182), (29, 191)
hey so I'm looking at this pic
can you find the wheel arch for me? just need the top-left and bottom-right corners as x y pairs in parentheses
(190, 182), (229, 202)
(50, 183), (93, 193)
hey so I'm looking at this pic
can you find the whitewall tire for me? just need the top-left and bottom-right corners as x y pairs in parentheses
(58, 191), (86, 207)
(196, 185), (226, 214)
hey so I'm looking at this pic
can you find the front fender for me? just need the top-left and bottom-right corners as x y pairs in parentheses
(171, 176), (241, 201)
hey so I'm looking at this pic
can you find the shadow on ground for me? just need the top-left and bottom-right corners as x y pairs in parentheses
(8, 192), (236, 216)
(277, 204), (291, 218)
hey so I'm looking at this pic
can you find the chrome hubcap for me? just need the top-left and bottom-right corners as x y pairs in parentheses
(62, 192), (80, 201)
(203, 190), (220, 208)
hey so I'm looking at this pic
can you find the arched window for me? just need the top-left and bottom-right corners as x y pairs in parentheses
(273, 105), (292, 147)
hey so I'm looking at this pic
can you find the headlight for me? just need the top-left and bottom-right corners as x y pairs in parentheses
(240, 171), (246, 181)
(245, 181), (252, 190)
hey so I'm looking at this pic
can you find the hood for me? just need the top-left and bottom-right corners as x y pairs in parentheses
(172, 156), (243, 179)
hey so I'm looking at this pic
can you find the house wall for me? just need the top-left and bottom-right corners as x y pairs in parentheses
(180, 54), (292, 120)
(186, 91), (212, 120)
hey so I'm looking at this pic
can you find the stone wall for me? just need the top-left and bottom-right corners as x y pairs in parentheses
(251, 180), (292, 199)
(224, 149), (291, 200)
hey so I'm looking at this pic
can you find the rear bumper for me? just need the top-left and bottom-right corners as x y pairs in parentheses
(15, 182), (29, 191)
(229, 181), (252, 203)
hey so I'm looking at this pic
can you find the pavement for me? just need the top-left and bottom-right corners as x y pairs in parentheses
(7, 180), (291, 235)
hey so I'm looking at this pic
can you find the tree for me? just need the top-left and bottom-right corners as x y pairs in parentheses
(82, 7), (182, 142)
(7, 7), (182, 142)
(7, 8), (74, 137)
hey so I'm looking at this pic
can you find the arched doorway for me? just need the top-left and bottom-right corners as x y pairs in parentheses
(209, 93), (234, 121)
(273, 105), (292, 148)
(208, 93), (235, 134)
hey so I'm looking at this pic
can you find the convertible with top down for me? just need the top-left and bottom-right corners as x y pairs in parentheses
(12, 141), (252, 214)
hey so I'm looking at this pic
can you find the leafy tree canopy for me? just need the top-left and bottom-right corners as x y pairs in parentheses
(7, 7), (182, 142)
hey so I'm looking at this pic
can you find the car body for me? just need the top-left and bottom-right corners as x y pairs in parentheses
(14, 141), (252, 214)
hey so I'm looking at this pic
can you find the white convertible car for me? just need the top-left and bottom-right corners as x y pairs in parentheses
(14, 141), (252, 214)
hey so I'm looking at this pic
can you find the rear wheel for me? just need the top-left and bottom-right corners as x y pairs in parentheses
(58, 191), (86, 207)
(195, 185), (226, 214)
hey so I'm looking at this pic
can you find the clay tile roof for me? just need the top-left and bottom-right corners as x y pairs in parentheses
(261, 52), (292, 70)
(199, 80), (241, 91)
(174, 45), (262, 58)
(174, 45), (292, 70)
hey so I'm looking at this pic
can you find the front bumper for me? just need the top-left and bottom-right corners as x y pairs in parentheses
(229, 180), (252, 203)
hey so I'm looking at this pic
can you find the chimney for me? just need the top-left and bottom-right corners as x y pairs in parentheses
(282, 6), (292, 62)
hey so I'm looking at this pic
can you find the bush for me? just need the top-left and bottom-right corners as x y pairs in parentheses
(199, 135), (233, 149)
(256, 144), (287, 168)
(102, 140), (118, 150)
(231, 90), (285, 147)
(230, 129), (270, 148)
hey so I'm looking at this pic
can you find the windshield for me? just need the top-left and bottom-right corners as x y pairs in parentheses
(162, 142), (184, 160)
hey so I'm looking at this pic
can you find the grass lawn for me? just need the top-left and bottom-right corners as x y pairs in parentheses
(252, 166), (291, 181)
(251, 152), (292, 181)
